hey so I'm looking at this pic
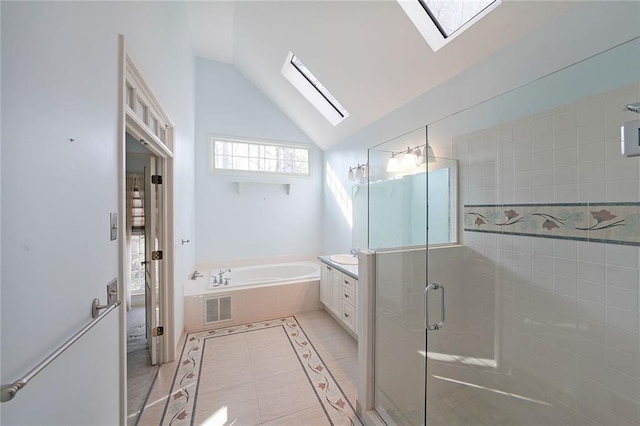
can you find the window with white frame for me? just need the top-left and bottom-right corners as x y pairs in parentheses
(130, 235), (146, 295)
(211, 137), (311, 176)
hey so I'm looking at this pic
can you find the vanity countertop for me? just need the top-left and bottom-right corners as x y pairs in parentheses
(318, 255), (359, 280)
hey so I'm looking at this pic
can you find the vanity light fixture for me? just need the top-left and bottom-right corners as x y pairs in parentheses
(348, 163), (369, 181)
(387, 144), (436, 172)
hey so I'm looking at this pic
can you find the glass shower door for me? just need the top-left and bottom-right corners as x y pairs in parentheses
(369, 127), (461, 425)
(369, 128), (429, 425)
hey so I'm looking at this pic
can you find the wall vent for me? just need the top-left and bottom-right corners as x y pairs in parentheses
(204, 296), (232, 325)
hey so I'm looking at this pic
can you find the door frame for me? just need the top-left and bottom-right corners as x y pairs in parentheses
(117, 34), (176, 423)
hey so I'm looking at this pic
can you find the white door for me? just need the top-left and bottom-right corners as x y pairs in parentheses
(144, 157), (162, 365)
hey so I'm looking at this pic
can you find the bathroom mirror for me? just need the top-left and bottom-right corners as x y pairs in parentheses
(363, 147), (458, 250)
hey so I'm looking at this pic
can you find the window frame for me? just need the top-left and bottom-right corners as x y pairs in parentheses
(281, 51), (349, 126)
(210, 135), (313, 178)
(397, 0), (501, 52)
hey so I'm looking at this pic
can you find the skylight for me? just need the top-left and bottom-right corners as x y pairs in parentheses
(281, 52), (349, 126)
(397, 0), (500, 52)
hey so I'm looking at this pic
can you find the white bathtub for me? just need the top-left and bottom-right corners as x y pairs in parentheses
(184, 260), (321, 331)
(209, 261), (320, 289)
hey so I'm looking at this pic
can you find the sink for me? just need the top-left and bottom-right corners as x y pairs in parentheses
(330, 254), (358, 265)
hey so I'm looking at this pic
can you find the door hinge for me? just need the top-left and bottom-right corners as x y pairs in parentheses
(152, 326), (164, 337)
(151, 175), (163, 184)
(151, 250), (163, 260)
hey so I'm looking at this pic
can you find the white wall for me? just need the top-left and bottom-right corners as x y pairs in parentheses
(195, 58), (322, 264)
(322, 1), (640, 253)
(1, 2), (194, 424)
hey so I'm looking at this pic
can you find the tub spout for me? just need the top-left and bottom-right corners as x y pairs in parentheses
(190, 270), (203, 280)
(218, 268), (231, 283)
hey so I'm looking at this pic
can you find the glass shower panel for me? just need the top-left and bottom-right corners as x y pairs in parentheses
(425, 37), (640, 426)
(369, 128), (429, 425)
(369, 127), (428, 250)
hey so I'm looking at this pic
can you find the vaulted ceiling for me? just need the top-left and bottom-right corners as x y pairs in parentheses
(185, 1), (578, 149)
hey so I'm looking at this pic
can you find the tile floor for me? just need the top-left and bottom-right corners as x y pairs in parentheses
(127, 305), (159, 426)
(137, 309), (359, 425)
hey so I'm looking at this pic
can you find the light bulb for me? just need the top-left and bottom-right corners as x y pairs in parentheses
(387, 155), (399, 172)
(348, 167), (355, 181)
(403, 149), (416, 167)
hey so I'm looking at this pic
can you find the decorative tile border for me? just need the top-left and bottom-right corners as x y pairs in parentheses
(159, 317), (361, 425)
(464, 203), (640, 246)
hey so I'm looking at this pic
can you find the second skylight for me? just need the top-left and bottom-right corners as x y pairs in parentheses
(281, 52), (349, 126)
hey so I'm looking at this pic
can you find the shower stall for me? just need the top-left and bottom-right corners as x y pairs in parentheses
(361, 38), (640, 425)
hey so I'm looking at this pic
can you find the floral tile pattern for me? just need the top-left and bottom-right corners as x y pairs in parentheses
(159, 317), (361, 425)
(464, 203), (640, 246)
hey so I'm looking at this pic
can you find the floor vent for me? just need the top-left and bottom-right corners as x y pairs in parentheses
(204, 296), (232, 325)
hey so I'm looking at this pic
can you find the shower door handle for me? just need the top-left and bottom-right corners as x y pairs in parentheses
(425, 282), (445, 331)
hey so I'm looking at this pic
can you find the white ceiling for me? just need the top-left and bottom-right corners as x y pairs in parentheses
(185, 1), (577, 150)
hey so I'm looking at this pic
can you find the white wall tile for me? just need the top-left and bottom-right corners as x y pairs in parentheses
(579, 242), (606, 264)
(554, 129), (577, 149)
(514, 187), (533, 203)
(532, 271), (554, 291)
(533, 254), (554, 273)
(555, 184), (580, 202)
(605, 347), (639, 379)
(533, 238), (554, 255)
(578, 317), (606, 343)
(554, 109), (577, 134)
(606, 158), (640, 181)
(456, 86), (640, 422)
(533, 186), (554, 203)
(533, 115), (553, 135)
(578, 261), (606, 282)
(532, 132), (554, 153)
(606, 265), (639, 290)
(579, 183), (606, 202)
(498, 124), (513, 145)
(606, 305), (639, 334)
(605, 367), (639, 401)
(554, 275), (578, 297)
(606, 286), (639, 312)
(514, 154), (532, 171)
(606, 245), (639, 268)
(579, 279), (605, 303)
(533, 169), (554, 187)
(554, 240), (578, 259)
(606, 327), (639, 356)
(576, 354), (606, 384)
(575, 335), (606, 362)
(578, 142), (605, 164)
(554, 166), (578, 185)
(514, 252), (533, 270)
(577, 98), (604, 126)
(555, 258), (578, 278)
(514, 170), (532, 188)
(578, 162), (605, 183)
(513, 119), (533, 143)
(554, 147), (578, 167)
(533, 150), (553, 170)
(606, 179), (640, 202)
(578, 299), (605, 323)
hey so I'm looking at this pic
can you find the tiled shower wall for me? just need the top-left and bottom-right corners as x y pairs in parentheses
(453, 83), (640, 425)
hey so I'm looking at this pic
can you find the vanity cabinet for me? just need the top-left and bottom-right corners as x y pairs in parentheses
(320, 262), (358, 337)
